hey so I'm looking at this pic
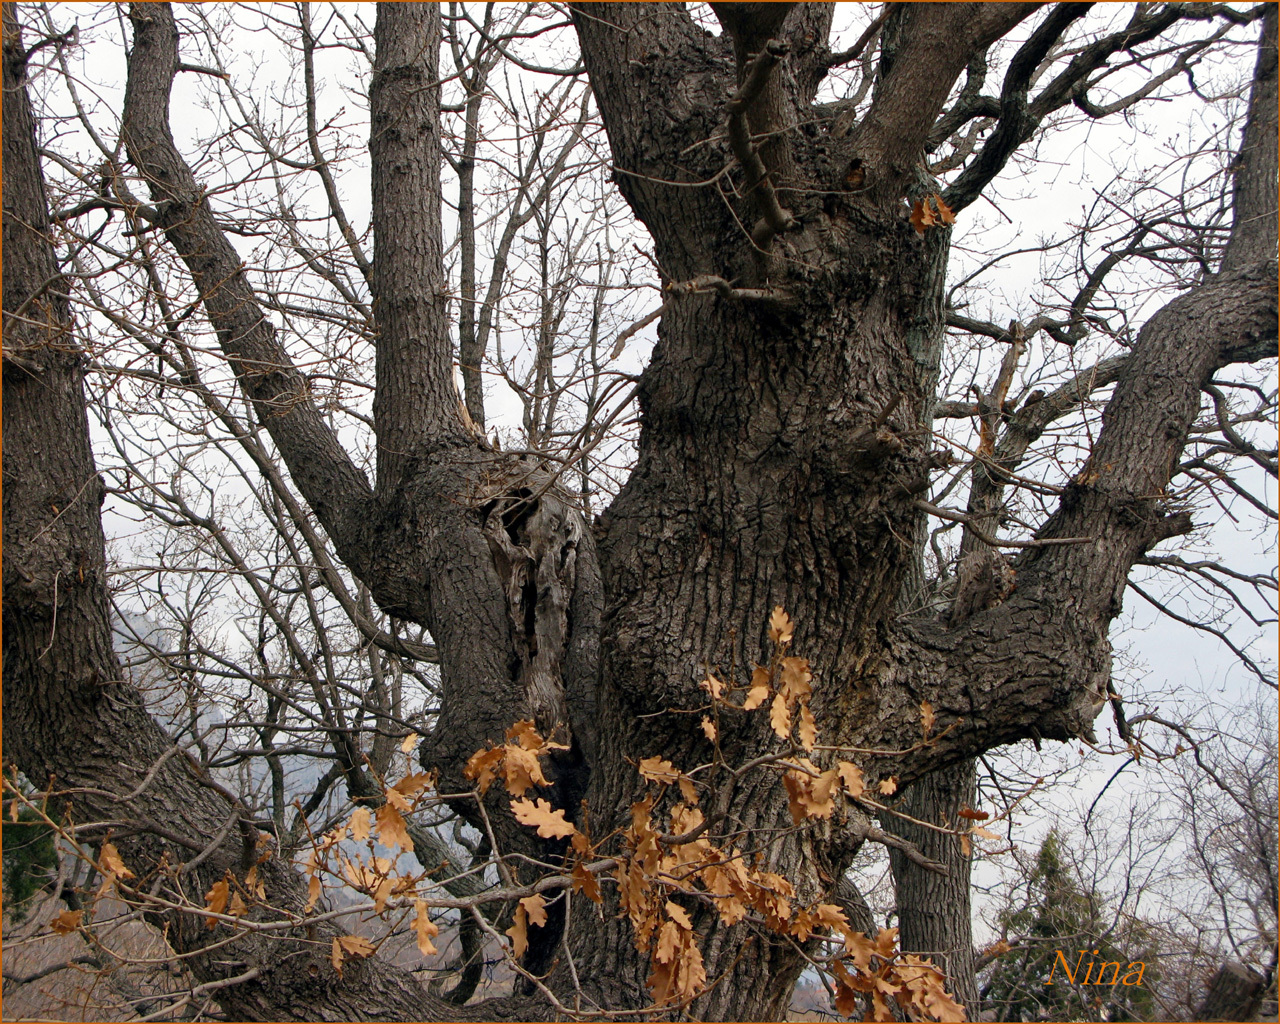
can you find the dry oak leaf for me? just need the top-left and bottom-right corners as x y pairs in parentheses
(204, 877), (230, 929)
(228, 891), (248, 919)
(970, 824), (1000, 841)
(503, 743), (550, 798)
(375, 803), (413, 853)
(572, 861), (603, 903)
(678, 774), (699, 806)
(770, 691), (792, 739)
(305, 875), (322, 913)
(99, 841), (134, 880)
(878, 776), (898, 796)
(911, 197), (936, 234)
(348, 806), (372, 842)
(400, 731), (419, 754)
(838, 760), (866, 799)
(665, 900), (693, 930)
(50, 909), (83, 935)
(507, 905), (529, 959)
(340, 934), (376, 958)
(700, 672), (724, 700)
(638, 756), (680, 785)
(957, 804), (989, 821)
(920, 699), (936, 738)
(701, 716), (718, 742)
(798, 704), (818, 751)
(507, 894), (548, 958)
(506, 718), (545, 750)
(331, 937), (345, 976)
(463, 744), (504, 795)
(511, 797), (577, 839)
(768, 605), (794, 644)
(743, 665), (772, 710)
(521, 893), (549, 928)
(414, 899), (439, 956)
(779, 656), (812, 702)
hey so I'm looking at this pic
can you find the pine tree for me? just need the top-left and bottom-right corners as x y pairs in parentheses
(982, 833), (1160, 1022)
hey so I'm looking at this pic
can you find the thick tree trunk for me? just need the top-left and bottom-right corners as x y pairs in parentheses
(887, 768), (979, 1016)
(5, 2), (1275, 1021)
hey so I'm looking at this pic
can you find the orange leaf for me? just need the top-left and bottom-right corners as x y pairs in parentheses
(521, 893), (548, 928)
(970, 824), (1000, 841)
(638, 756), (679, 785)
(933, 193), (956, 225)
(959, 832), (972, 857)
(505, 719), (545, 751)
(700, 716), (717, 742)
(502, 744), (550, 798)
(838, 761), (865, 799)
(743, 665), (771, 710)
(700, 673), (724, 700)
(507, 902), (529, 958)
(331, 937), (344, 976)
(415, 899), (439, 956)
(982, 939), (1012, 957)
(779, 657), (812, 702)
(677, 775), (699, 806)
(99, 841), (134, 880)
(911, 198), (935, 234)
(874, 926), (899, 959)
(511, 797), (577, 839)
(50, 909), (83, 935)
(770, 691), (792, 739)
(920, 699), (935, 739)
(204, 878), (229, 929)
(798, 704), (818, 751)
(768, 606), (793, 644)
(878, 776), (898, 796)
(463, 745), (504, 795)
(349, 806), (372, 842)
(400, 731), (419, 754)
(665, 900), (692, 930)
(375, 803), (413, 853)
(957, 804), (989, 821)
(656, 919), (681, 963)
(340, 934), (375, 958)
(229, 892), (247, 918)
(572, 861), (603, 903)
(306, 875), (322, 913)
(373, 877), (394, 914)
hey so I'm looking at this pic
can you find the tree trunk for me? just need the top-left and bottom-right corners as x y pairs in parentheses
(5, 2), (1276, 1021)
(1197, 963), (1266, 1023)
(887, 768), (979, 1017)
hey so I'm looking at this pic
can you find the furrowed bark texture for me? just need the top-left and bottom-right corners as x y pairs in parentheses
(4, 2), (1276, 1021)
(2, 7), (546, 1018)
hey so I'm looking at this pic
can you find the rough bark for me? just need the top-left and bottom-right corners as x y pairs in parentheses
(887, 770), (979, 1016)
(4, 2), (1276, 1020)
(2, 8), (538, 1018)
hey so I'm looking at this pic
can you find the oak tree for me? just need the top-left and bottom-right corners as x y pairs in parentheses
(4, 2), (1275, 1019)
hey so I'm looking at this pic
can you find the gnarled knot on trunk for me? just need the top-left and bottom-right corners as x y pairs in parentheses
(479, 474), (582, 746)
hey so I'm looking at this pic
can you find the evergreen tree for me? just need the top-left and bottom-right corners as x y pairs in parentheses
(983, 833), (1160, 1022)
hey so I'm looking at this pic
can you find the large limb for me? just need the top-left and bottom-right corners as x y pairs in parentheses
(863, 6), (1277, 782)
(120, 4), (375, 573)
(369, 2), (473, 491)
(2, 8), (539, 1018)
(944, 3), (1271, 213)
(845, 3), (1043, 199)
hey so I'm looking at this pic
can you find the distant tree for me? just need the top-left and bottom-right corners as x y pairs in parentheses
(982, 831), (1161, 1022)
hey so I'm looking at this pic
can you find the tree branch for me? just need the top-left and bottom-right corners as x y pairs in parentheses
(120, 3), (374, 572)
